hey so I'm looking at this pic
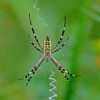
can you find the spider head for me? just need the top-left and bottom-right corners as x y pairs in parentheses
(43, 36), (52, 56)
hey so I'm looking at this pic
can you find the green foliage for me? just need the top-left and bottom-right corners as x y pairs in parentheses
(0, 0), (100, 100)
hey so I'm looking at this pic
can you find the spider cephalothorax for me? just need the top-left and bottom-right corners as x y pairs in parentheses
(19, 14), (81, 86)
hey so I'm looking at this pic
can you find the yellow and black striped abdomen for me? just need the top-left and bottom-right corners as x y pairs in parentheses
(43, 36), (52, 55)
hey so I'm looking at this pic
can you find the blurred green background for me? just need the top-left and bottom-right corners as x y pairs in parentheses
(0, 0), (100, 100)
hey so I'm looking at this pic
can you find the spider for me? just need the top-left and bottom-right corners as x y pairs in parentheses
(19, 14), (81, 86)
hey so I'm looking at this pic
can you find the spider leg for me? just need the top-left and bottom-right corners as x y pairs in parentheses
(52, 16), (66, 50)
(52, 36), (69, 53)
(64, 70), (82, 76)
(19, 56), (44, 86)
(29, 13), (43, 50)
(50, 56), (81, 82)
(28, 34), (43, 53)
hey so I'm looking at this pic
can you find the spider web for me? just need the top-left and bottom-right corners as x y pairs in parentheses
(0, 0), (100, 100)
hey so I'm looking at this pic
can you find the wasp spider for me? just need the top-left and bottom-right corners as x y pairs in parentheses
(19, 14), (81, 86)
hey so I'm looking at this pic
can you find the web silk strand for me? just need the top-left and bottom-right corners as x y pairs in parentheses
(49, 70), (57, 100)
